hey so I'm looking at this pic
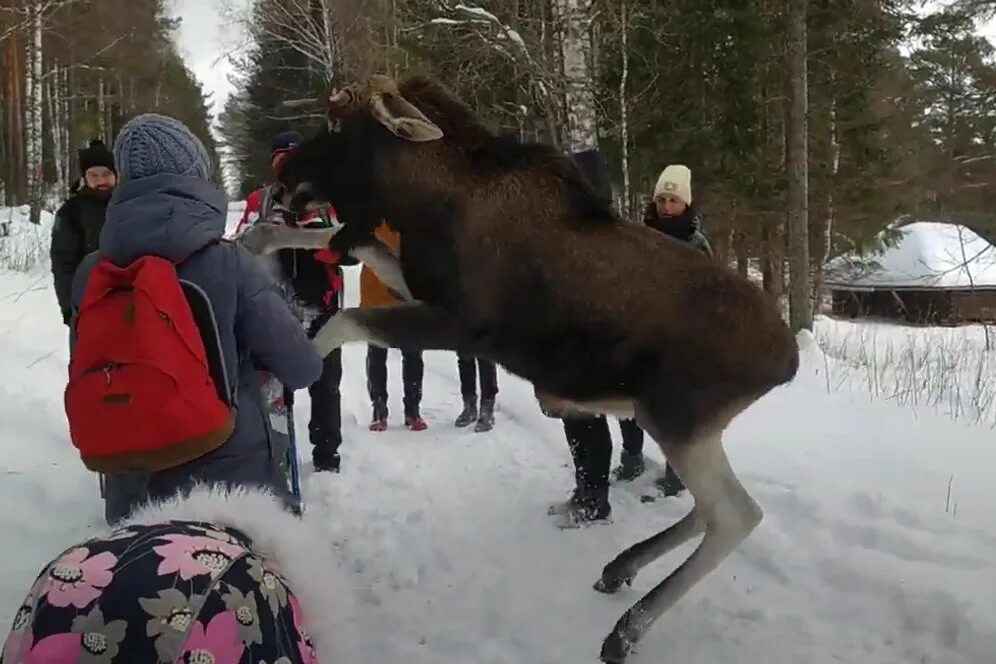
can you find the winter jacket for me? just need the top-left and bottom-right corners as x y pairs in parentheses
(70, 173), (323, 507)
(641, 201), (713, 256)
(359, 221), (403, 307)
(239, 186), (357, 316)
(1, 486), (358, 664)
(50, 187), (112, 325)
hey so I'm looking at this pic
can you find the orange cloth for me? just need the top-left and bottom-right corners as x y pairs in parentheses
(359, 221), (402, 307)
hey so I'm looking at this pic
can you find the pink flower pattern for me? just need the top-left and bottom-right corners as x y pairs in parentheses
(176, 610), (245, 664)
(1, 631), (81, 663)
(152, 534), (246, 581)
(36, 547), (116, 609)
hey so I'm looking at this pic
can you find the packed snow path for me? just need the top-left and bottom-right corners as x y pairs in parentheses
(2, 267), (996, 663)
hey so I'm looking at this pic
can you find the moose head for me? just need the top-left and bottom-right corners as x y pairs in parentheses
(275, 75), (445, 244)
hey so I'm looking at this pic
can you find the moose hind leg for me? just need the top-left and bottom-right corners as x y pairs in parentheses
(312, 301), (474, 357)
(598, 425), (763, 663)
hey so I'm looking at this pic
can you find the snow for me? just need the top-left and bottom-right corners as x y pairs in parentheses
(825, 221), (996, 290)
(0, 206), (55, 273)
(3, 251), (996, 662)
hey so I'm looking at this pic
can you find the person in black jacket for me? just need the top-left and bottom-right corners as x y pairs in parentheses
(548, 158), (713, 528)
(50, 139), (117, 325)
(240, 131), (359, 474)
(610, 164), (712, 494)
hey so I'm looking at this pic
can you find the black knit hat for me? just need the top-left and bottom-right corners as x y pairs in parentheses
(78, 139), (116, 175)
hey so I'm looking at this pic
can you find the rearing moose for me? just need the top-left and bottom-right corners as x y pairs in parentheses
(274, 74), (800, 664)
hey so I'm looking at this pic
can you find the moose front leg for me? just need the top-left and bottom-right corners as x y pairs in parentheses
(348, 241), (414, 302)
(236, 222), (337, 256)
(312, 301), (473, 357)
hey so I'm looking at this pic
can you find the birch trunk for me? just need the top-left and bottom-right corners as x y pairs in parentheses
(26, 0), (44, 223)
(558, 0), (597, 153)
(46, 62), (65, 194)
(617, 0), (631, 218)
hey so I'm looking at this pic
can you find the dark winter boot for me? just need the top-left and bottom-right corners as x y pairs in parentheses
(654, 463), (686, 497)
(455, 396), (477, 427)
(312, 446), (341, 474)
(611, 451), (646, 483)
(474, 398), (495, 432)
(369, 398), (388, 432)
(552, 487), (612, 529)
(405, 402), (428, 432)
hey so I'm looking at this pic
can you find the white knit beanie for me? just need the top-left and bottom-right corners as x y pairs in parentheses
(653, 164), (692, 204)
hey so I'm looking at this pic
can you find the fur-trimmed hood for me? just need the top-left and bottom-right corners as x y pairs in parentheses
(125, 485), (360, 663)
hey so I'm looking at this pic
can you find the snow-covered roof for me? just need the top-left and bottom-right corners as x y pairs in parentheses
(824, 221), (996, 290)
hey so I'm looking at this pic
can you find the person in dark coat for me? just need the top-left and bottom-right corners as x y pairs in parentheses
(611, 163), (713, 491)
(70, 114), (322, 517)
(51, 139), (117, 326)
(1, 486), (358, 664)
(548, 158), (713, 528)
(50, 140), (149, 527)
(237, 131), (358, 473)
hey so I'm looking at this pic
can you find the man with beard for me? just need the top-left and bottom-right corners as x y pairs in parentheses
(51, 139), (118, 326)
(50, 138), (146, 526)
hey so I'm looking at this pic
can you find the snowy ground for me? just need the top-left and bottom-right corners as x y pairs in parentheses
(2, 223), (996, 662)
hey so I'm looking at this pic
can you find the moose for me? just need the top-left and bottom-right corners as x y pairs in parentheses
(272, 74), (800, 663)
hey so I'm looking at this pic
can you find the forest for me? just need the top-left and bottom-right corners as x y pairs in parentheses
(2, 0), (995, 330)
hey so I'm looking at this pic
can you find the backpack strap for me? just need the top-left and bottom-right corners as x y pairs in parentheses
(179, 279), (235, 410)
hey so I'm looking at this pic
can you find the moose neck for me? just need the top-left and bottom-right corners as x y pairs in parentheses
(375, 143), (475, 234)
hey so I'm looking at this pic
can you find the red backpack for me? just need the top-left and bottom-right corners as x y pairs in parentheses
(64, 253), (236, 473)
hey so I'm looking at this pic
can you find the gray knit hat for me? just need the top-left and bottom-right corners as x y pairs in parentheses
(113, 113), (212, 181)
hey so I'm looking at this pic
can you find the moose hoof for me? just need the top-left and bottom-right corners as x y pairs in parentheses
(594, 562), (635, 594)
(599, 628), (634, 663)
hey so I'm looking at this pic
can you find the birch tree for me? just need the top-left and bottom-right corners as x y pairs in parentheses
(557, 0), (597, 153)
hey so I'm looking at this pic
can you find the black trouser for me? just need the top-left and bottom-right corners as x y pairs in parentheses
(306, 311), (343, 452)
(366, 345), (424, 412)
(457, 353), (498, 399)
(618, 418), (644, 455)
(563, 416), (612, 493)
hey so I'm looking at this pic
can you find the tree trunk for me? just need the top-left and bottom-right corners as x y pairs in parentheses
(26, 0), (44, 223)
(734, 230), (749, 277)
(617, 0), (631, 218)
(811, 76), (838, 318)
(46, 61), (65, 196)
(558, 0), (597, 153)
(786, 0), (811, 331)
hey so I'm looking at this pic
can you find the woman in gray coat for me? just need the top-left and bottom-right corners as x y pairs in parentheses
(71, 114), (322, 521)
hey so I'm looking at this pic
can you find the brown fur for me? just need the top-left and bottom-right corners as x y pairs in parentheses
(277, 73), (801, 663)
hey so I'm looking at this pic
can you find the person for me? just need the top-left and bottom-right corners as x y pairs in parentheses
(360, 221), (427, 431)
(1, 486), (357, 664)
(548, 158), (712, 528)
(70, 113), (322, 517)
(238, 131), (357, 473)
(609, 164), (712, 492)
(454, 354), (497, 432)
(50, 139), (149, 527)
(51, 139), (117, 326)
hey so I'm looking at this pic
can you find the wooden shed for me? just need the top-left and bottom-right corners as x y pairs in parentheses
(824, 222), (996, 325)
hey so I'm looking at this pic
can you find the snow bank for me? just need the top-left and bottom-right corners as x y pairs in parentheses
(825, 221), (996, 289)
(2, 269), (996, 663)
(0, 206), (55, 272)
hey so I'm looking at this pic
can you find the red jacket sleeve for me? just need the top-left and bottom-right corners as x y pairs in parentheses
(238, 189), (262, 232)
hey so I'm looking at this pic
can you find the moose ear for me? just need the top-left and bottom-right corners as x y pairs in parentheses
(370, 92), (443, 143)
